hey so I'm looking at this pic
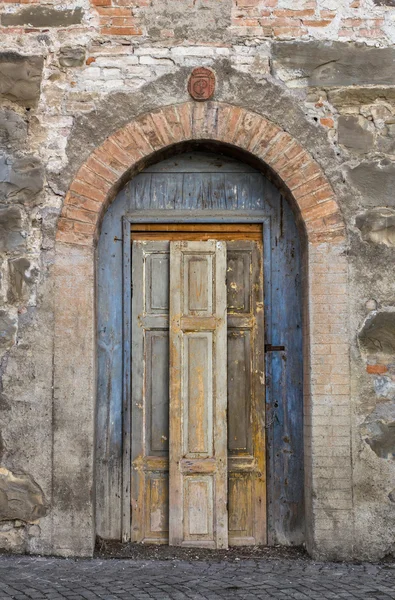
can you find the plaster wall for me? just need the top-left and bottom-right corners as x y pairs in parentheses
(0, 0), (394, 560)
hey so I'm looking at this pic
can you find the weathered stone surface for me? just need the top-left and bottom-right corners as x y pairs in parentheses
(359, 311), (395, 355)
(0, 206), (25, 253)
(272, 42), (395, 86)
(364, 402), (395, 460)
(141, 0), (232, 41)
(0, 53), (43, 107)
(356, 208), (395, 247)
(374, 0), (395, 5)
(338, 115), (374, 153)
(0, 522), (28, 553)
(7, 258), (38, 304)
(0, 468), (48, 522)
(346, 161), (395, 207)
(0, 111), (27, 148)
(0, 311), (17, 354)
(1, 7), (83, 28)
(40, 206), (60, 251)
(374, 376), (395, 401)
(0, 154), (44, 204)
(59, 47), (86, 68)
(378, 135), (395, 155)
(328, 87), (395, 108)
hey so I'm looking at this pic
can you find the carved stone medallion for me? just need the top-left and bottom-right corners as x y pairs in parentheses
(188, 67), (215, 101)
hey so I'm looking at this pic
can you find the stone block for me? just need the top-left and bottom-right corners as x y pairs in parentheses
(328, 87), (395, 108)
(0, 522), (27, 553)
(356, 208), (395, 247)
(0, 206), (25, 253)
(1, 7), (83, 28)
(0, 53), (43, 107)
(0, 468), (48, 522)
(0, 310), (17, 354)
(346, 161), (395, 207)
(272, 42), (395, 87)
(359, 311), (395, 356)
(338, 115), (374, 153)
(377, 135), (395, 155)
(363, 401), (395, 460)
(0, 154), (44, 205)
(0, 110), (27, 148)
(7, 258), (38, 304)
(40, 206), (59, 250)
(59, 47), (86, 68)
(374, 376), (395, 401)
(140, 0), (232, 42)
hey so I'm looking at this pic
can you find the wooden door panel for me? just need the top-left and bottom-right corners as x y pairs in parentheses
(131, 241), (170, 543)
(226, 241), (266, 546)
(227, 252), (251, 313)
(145, 252), (170, 313)
(131, 236), (265, 548)
(169, 241), (228, 549)
(184, 476), (213, 541)
(144, 473), (169, 541)
(183, 333), (213, 457)
(146, 331), (169, 455)
(228, 330), (252, 454)
(228, 475), (253, 540)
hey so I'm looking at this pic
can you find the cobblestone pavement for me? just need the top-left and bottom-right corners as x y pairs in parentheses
(0, 555), (394, 600)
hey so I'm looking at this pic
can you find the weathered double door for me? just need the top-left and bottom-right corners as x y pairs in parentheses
(131, 225), (265, 548)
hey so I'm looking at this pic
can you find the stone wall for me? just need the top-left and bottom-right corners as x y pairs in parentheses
(0, 0), (394, 559)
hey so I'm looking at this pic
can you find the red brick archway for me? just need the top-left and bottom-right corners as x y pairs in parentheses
(53, 100), (353, 560)
(56, 101), (345, 246)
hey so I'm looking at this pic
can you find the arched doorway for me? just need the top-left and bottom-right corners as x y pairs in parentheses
(96, 147), (304, 548)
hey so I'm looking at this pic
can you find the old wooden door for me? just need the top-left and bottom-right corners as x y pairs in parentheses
(227, 240), (266, 546)
(169, 240), (228, 548)
(97, 151), (304, 547)
(130, 225), (265, 547)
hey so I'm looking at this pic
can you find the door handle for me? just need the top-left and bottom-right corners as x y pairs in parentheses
(265, 344), (285, 352)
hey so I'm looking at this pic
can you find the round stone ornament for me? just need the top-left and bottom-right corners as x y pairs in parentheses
(188, 67), (216, 101)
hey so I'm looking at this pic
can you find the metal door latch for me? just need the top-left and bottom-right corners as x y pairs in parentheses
(265, 344), (285, 352)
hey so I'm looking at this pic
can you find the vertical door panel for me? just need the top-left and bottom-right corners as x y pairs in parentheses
(131, 241), (170, 543)
(169, 240), (228, 549)
(227, 241), (266, 546)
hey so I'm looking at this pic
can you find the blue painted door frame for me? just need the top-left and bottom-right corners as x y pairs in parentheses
(96, 152), (304, 546)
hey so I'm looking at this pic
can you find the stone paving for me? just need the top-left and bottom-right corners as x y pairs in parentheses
(0, 555), (393, 600)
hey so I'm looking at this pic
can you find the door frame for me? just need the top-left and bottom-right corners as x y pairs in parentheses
(122, 210), (273, 543)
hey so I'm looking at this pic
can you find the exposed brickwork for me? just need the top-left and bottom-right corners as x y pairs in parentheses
(0, 0), (393, 42)
(306, 243), (352, 557)
(57, 102), (345, 247)
(231, 0), (392, 42)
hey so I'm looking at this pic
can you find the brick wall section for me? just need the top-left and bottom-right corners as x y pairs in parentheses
(304, 244), (353, 557)
(91, 0), (143, 37)
(232, 0), (387, 40)
(56, 101), (345, 247)
(0, 0), (392, 42)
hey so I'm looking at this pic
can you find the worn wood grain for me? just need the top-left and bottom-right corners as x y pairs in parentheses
(169, 240), (228, 549)
(131, 241), (170, 544)
(265, 196), (304, 546)
(227, 240), (266, 546)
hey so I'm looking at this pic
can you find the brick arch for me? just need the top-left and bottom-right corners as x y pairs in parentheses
(57, 101), (345, 246)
